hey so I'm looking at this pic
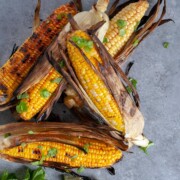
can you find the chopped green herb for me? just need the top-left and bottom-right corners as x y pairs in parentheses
(24, 169), (30, 180)
(3, 133), (11, 138)
(28, 130), (34, 135)
(59, 60), (65, 68)
(31, 154), (46, 166)
(50, 77), (62, 84)
(0, 170), (9, 180)
(83, 143), (90, 153)
(0, 167), (46, 180)
(126, 78), (138, 93)
(71, 36), (94, 52)
(103, 37), (108, 43)
(134, 21), (140, 31)
(163, 42), (169, 48)
(119, 29), (126, 37)
(71, 154), (78, 160)
(139, 141), (154, 155)
(47, 148), (58, 157)
(31, 167), (45, 180)
(133, 39), (139, 47)
(37, 145), (43, 150)
(77, 166), (85, 174)
(40, 89), (51, 98)
(21, 143), (27, 148)
(17, 92), (29, 100)
(57, 13), (67, 20)
(117, 19), (127, 28)
(0, 170), (18, 180)
(16, 101), (28, 113)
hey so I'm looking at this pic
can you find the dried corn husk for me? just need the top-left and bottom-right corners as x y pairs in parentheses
(58, 0), (110, 45)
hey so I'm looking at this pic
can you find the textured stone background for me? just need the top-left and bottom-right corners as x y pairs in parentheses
(0, 0), (179, 179)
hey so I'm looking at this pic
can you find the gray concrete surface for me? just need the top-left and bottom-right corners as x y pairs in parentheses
(0, 0), (179, 179)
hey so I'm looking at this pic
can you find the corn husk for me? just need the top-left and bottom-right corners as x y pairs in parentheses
(58, 0), (110, 44)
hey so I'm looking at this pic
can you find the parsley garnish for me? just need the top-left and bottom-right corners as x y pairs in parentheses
(16, 101), (28, 113)
(3, 133), (11, 138)
(126, 78), (137, 93)
(47, 148), (58, 157)
(37, 145), (43, 150)
(103, 37), (108, 43)
(163, 42), (169, 48)
(0, 167), (45, 180)
(71, 154), (78, 160)
(17, 92), (29, 100)
(57, 13), (67, 21)
(83, 143), (90, 153)
(119, 29), (126, 37)
(134, 21), (140, 31)
(40, 89), (51, 98)
(21, 143), (27, 148)
(133, 39), (139, 47)
(117, 19), (127, 28)
(71, 36), (93, 52)
(139, 141), (154, 155)
(77, 166), (85, 173)
(28, 130), (34, 135)
(50, 77), (62, 84)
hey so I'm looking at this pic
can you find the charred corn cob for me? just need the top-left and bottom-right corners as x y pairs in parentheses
(104, 1), (149, 57)
(18, 68), (62, 120)
(0, 138), (122, 168)
(0, 3), (77, 105)
(67, 30), (124, 132)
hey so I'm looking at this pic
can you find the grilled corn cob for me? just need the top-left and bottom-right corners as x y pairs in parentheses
(104, 1), (149, 57)
(67, 30), (124, 132)
(18, 68), (62, 120)
(0, 138), (122, 168)
(0, 3), (77, 105)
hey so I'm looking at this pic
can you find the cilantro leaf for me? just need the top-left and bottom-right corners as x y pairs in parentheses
(17, 92), (29, 100)
(71, 154), (78, 160)
(50, 77), (62, 84)
(126, 78), (138, 93)
(16, 102), (28, 113)
(31, 167), (45, 180)
(139, 141), (154, 155)
(77, 166), (85, 174)
(119, 29), (126, 37)
(4, 133), (11, 138)
(47, 148), (58, 158)
(0, 171), (9, 180)
(163, 42), (169, 48)
(40, 89), (51, 98)
(28, 130), (34, 135)
(133, 39), (139, 47)
(83, 143), (90, 153)
(24, 169), (31, 180)
(103, 37), (108, 43)
(117, 19), (127, 28)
